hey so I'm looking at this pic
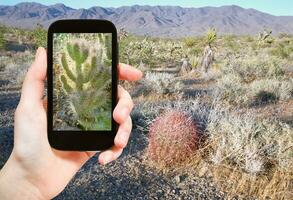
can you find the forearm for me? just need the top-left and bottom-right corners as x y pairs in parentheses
(0, 158), (45, 200)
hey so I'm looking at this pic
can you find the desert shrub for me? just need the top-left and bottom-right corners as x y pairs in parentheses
(184, 37), (197, 48)
(243, 35), (255, 43)
(214, 73), (248, 105)
(142, 72), (182, 95)
(278, 33), (293, 39)
(221, 55), (285, 82)
(120, 37), (184, 67)
(216, 75), (293, 106)
(253, 91), (278, 106)
(0, 56), (10, 71)
(31, 25), (47, 48)
(270, 42), (293, 59)
(0, 30), (6, 50)
(147, 110), (200, 168)
(4, 51), (34, 85)
(207, 107), (293, 174)
(248, 78), (293, 103)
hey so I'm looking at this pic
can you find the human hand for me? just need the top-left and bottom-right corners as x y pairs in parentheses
(0, 47), (142, 199)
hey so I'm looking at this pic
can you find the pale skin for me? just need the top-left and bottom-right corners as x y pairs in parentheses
(0, 47), (143, 200)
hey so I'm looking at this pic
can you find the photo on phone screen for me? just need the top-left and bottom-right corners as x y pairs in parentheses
(52, 33), (112, 131)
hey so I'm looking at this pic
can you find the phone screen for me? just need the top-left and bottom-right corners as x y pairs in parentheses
(52, 33), (112, 131)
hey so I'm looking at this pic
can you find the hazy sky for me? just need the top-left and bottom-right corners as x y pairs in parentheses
(2, 0), (293, 16)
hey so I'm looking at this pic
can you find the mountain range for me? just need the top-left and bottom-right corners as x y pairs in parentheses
(1, 2), (293, 37)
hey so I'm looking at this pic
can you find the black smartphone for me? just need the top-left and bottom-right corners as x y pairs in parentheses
(47, 19), (118, 151)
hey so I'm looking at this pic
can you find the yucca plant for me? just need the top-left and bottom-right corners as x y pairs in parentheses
(206, 28), (217, 46)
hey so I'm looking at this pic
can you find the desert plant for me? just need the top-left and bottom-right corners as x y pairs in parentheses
(31, 23), (47, 48)
(142, 72), (182, 95)
(184, 37), (197, 48)
(205, 28), (217, 46)
(207, 106), (293, 174)
(201, 28), (216, 73)
(190, 55), (199, 68)
(180, 56), (192, 75)
(0, 30), (6, 50)
(59, 38), (111, 130)
(11, 27), (25, 45)
(147, 110), (200, 168)
(270, 42), (293, 59)
(258, 29), (272, 41)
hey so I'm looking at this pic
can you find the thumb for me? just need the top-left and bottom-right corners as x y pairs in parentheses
(19, 47), (47, 109)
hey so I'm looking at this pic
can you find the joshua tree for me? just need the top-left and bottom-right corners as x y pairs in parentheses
(59, 37), (111, 130)
(180, 55), (192, 75)
(258, 29), (272, 41)
(200, 28), (216, 73)
(118, 27), (128, 41)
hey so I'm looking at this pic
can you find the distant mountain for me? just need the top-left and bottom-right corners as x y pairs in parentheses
(1, 2), (293, 37)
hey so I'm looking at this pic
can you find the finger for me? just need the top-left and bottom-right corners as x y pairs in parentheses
(118, 63), (143, 81)
(98, 146), (123, 165)
(114, 116), (132, 148)
(113, 86), (133, 124)
(19, 47), (47, 108)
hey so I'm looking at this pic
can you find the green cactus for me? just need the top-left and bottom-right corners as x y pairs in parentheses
(60, 40), (111, 130)
(97, 34), (112, 66)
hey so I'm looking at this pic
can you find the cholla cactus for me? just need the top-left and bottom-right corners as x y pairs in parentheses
(147, 111), (199, 168)
(60, 36), (111, 130)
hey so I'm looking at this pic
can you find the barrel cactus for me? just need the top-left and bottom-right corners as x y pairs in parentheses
(58, 34), (112, 130)
(147, 110), (200, 168)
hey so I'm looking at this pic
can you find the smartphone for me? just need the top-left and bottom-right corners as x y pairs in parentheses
(47, 20), (118, 151)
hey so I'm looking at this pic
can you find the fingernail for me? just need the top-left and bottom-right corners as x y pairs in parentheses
(102, 154), (112, 165)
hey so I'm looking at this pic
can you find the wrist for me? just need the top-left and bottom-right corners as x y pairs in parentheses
(0, 157), (45, 200)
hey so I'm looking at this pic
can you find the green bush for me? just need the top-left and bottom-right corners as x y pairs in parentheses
(0, 31), (6, 50)
(184, 37), (197, 48)
(270, 42), (293, 59)
(31, 25), (47, 48)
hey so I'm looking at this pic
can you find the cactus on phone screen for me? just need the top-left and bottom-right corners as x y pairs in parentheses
(59, 35), (112, 130)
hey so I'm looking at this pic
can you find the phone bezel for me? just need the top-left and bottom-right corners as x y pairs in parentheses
(47, 19), (118, 151)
